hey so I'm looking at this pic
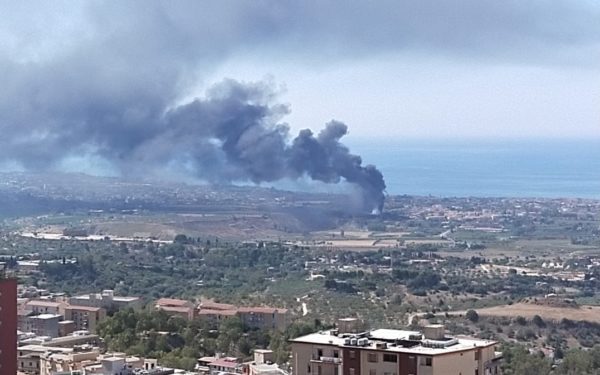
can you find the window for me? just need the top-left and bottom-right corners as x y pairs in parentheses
(307, 364), (311, 373)
(349, 350), (356, 359)
(349, 368), (356, 375)
(333, 350), (339, 358)
(475, 350), (480, 360)
(420, 357), (432, 366)
(317, 365), (322, 375)
(367, 353), (378, 363)
(383, 354), (397, 363)
(369, 369), (376, 375)
(317, 349), (323, 358)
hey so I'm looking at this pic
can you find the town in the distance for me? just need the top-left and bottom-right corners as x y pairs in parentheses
(2, 172), (600, 375)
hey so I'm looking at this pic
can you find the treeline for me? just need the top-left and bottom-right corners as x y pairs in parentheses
(502, 344), (600, 375)
(97, 308), (323, 371)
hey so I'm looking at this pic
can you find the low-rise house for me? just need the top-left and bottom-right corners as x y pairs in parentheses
(248, 350), (288, 375)
(208, 357), (244, 375)
(18, 345), (72, 375)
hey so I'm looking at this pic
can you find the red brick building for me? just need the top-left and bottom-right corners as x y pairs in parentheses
(0, 272), (17, 375)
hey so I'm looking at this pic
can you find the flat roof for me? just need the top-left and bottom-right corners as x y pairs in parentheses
(290, 329), (497, 356)
(31, 313), (62, 320)
(197, 308), (237, 316)
(26, 300), (62, 307)
(65, 305), (102, 312)
(238, 306), (288, 314)
(72, 294), (140, 302)
(44, 334), (99, 346)
(18, 344), (73, 353)
(156, 298), (192, 307)
(158, 305), (193, 313)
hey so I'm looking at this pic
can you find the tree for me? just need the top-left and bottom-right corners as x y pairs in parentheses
(532, 315), (546, 328)
(466, 309), (479, 323)
(556, 348), (593, 375)
(174, 234), (190, 244)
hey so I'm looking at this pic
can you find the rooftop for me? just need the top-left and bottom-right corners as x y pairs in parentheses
(156, 298), (192, 307)
(238, 306), (288, 314)
(197, 308), (237, 316)
(290, 328), (497, 356)
(31, 313), (62, 320)
(65, 304), (103, 312)
(199, 301), (236, 310)
(210, 358), (241, 368)
(25, 300), (62, 308)
(158, 305), (194, 313)
(72, 293), (140, 302)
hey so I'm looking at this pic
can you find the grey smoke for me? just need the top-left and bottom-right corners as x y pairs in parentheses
(0, 73), (386, 211)
(5, 0), (597, 210)
(166, 80), (386, 211)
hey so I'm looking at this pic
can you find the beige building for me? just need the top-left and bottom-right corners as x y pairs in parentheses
(24, 300), (63, 315)
(18, 345), (72, 375)
(68, 289), (142, 311)
(21, 313), (61, 338)
(155, 298), (196, 320)
(290, 325), (502, 375)
(197, 300), (289, 331)
(237, 307), (289, 332)
(40, 347), (100, 375)
(63, 305), (107, 332)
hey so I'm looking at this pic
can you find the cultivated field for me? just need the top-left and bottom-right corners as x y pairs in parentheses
(467, 302), (600, 323)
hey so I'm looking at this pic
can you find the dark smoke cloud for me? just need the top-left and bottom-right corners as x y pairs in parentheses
(165, 80), (385, 211)
(0, 73), (386, 211)
(6, 0), (597, 211)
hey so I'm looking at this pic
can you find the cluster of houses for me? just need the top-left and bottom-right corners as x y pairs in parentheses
(15, 288), (288, 375)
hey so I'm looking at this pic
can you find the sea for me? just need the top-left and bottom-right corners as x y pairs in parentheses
(349, 139), (600, 199)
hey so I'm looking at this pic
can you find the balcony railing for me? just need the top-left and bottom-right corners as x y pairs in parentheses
(311, 355), (342, 364)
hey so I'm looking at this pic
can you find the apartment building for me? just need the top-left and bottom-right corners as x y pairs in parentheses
(69, 289), (142, 311)
(290, 325), (503, 375)
(20, 313), (62, 338)
(197, 300), (289, 331)
(0, 271), (18, 375)
(238, 307), (289, 332)
(24, 300), (63, 315)
(63, 305), (107, 332)
(155, 298), (196, 320)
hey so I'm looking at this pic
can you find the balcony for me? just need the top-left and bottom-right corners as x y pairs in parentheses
(311, 356), (342, 364)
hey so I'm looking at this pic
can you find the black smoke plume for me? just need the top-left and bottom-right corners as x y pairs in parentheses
(0, 76), (386, 212)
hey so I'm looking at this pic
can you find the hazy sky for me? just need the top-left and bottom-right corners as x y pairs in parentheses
(1, 0), (599, 147)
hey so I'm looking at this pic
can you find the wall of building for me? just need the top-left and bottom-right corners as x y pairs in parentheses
(397, 353), (417, 375)
(342, 348), (361, 375)
(431, 350), (477, 375)
(0, 278), (17, 375)
(360, 350), (399, 375)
